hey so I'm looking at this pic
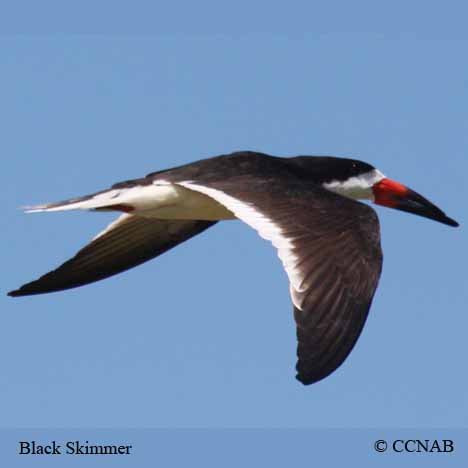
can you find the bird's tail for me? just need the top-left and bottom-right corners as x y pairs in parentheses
(23, 187), (136, 213)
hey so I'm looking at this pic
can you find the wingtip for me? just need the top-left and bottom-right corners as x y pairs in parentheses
(7, 289), (21, 297)
(7, 284), (41, 297)
(295, 372), (319, 386)
(295, 368), (335, 386)
(7, 286), (49, 297)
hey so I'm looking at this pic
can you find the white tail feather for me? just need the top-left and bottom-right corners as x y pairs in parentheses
(23, 189), (123, 213)
(21, 184), (179, 214)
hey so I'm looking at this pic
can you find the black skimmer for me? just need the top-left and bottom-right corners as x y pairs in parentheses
(8, 151), (458, 384)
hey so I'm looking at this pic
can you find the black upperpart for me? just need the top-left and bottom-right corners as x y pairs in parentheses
(113, 151), (377, 189)
(287, 156), (376, 184)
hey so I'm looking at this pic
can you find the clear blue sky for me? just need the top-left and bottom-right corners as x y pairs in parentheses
(1, 1), (468, 465)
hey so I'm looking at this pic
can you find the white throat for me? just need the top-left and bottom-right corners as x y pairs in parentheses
(322, 169), (385, 201)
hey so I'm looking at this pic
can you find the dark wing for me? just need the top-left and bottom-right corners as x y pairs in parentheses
(8, 215), (216, 297)
(178, 177), (383, 385)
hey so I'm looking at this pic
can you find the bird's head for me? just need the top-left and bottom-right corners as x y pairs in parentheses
(319, 157), (459, 227)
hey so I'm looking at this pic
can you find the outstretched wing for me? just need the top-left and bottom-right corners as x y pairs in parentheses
(8, 215), (216, 296)
(177, 177), (383, 384)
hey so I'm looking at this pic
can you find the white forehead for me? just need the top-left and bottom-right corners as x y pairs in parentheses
(322, 169), (386, 201)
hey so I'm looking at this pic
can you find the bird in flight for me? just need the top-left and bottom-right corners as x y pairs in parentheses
(9, 151), (458, 384)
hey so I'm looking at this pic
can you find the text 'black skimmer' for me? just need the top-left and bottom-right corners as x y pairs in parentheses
(8, 151), (459, 384)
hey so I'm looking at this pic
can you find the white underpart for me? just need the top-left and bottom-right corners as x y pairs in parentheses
(323, 169), (385, 201)
(179, 181), (305, 309)
(144, 181), (235, 220)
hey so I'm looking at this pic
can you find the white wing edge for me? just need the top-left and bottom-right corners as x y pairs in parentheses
(178, 181), (305, 309)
